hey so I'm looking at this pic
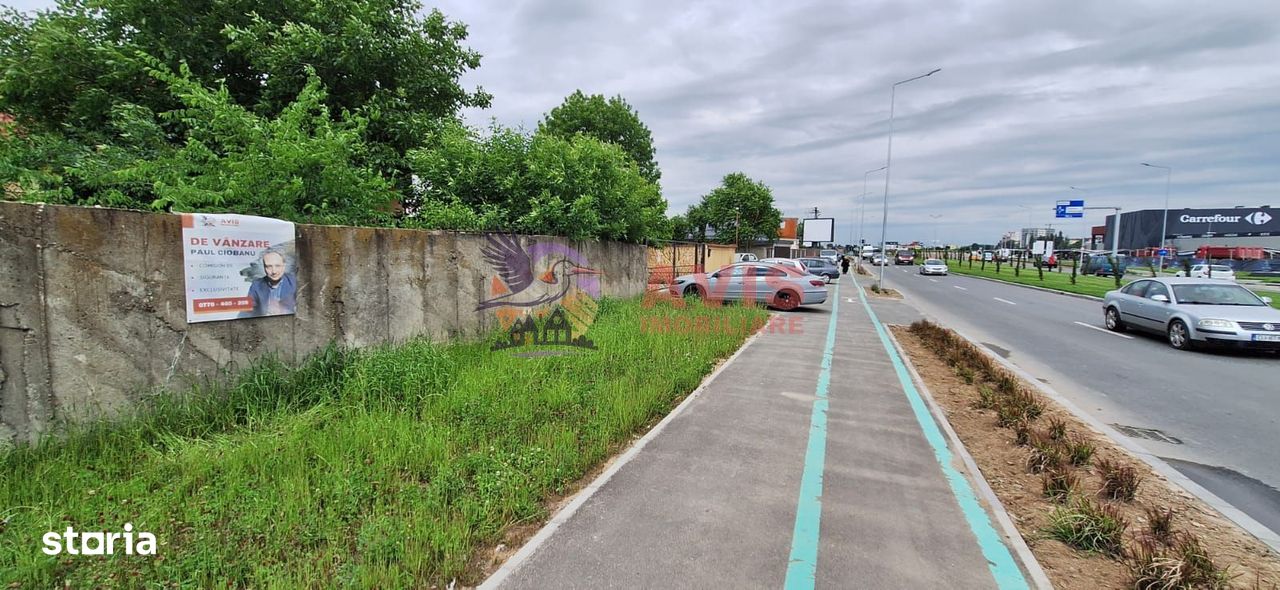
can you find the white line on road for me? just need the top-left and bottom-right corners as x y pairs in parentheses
(929, 278), (938, 282)
(953, 285), (968, 291)
(1073, 321), (1134, 339)
(993, 297), (1017, 305)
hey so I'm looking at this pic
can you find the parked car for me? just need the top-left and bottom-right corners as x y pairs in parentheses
(733, 252), (759, 262)
(670, 262), (828, 310)
(982, 251), (995, 262)
(918, 259), (948, 276)
(1085, 255), (1127, 277)
(1173, 264), (1236, 281)
(894, 251), (916, 265)
(1102, 277), (1280, 351)
(798, 257), (840, 282)
(760, 257), (809, 274)
(1044, 254), (1058, 270)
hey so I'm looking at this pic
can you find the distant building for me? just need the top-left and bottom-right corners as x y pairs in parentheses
(1101, 206), (1278, 253)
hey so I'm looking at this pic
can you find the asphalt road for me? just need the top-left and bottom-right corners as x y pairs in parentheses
(865, 265), (1280, 537)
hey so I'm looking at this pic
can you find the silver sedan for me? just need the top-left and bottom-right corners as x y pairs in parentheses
(1102, 277), (1280, 351)
(670, 262), (828, 310)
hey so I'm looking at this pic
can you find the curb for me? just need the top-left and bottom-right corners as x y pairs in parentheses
(478, 319), (770, 589)
(936, 321), (1280, 555)
(885, 329), (1056, 590)
(943, 269), (1105, 302)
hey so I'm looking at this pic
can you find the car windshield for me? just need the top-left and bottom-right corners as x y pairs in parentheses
(1171, 283), (1264, 306)
(925, 259), (943, 265)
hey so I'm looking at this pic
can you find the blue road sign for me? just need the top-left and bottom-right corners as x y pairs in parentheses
(1157, 248), (1169, 256)
(1055, 199), (1084, 218)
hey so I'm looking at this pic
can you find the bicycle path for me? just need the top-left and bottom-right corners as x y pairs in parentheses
(482, 278), (1034, 589)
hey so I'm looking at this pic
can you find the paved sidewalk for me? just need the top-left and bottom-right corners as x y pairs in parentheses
(484, 279), (1031, 589)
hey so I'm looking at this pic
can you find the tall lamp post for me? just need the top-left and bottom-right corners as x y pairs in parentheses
(858, 166), (887, 256)
(878, 67), (941, 289)
(1141, 163), (1172, 271)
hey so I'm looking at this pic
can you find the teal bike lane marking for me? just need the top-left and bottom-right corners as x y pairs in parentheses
(783, 281), (839, 590)
(853, 279), (1030, 590)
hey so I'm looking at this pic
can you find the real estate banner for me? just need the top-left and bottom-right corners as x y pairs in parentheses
(181, 213), (298, 323)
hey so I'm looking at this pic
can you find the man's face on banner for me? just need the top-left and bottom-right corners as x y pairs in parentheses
(263, 252), (286, 283)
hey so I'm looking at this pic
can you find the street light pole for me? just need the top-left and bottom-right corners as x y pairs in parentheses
(1141, 163), (1172, 271)
(878, 67), (941, 290)
(859, 166), (887, 257)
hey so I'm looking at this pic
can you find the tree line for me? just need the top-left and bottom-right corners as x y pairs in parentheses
(0, 0), (783, 244)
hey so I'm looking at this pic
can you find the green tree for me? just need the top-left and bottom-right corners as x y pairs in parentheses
(695, 173), (781, 249)
(0, 0), (490, 193)
(538, 91), (661, 185)
(407, 122), (669, 242)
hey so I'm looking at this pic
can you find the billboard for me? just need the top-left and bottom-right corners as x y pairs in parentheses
(181, 213), (298, 323)
(1104, 207), (1277, 250)
(800, 217), (834, 244)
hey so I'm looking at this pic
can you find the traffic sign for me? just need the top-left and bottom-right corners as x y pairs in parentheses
(1055, 199), (1084, 218)
(1157, 248), (1169, 256)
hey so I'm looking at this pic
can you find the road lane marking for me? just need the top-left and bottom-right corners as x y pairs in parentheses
(784, 281), (840, 589)
(1073, 321), (1134, 339)
(954, 286), (968, 290)
(993, 297), (1017, 305)
(851, 279), (1029, 589)
(929, 278), (938, 282)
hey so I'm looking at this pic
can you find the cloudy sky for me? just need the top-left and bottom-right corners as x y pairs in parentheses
(9, 0), (1280, 245)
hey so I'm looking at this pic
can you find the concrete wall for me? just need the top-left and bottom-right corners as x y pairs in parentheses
(0, 202), (646, 444)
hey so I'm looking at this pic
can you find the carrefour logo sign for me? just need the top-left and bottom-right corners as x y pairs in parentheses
(1178, 211), (1272, 225)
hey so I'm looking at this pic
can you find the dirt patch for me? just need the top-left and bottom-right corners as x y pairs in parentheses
(891, 324), (1280, 590)
(866, 285), (902, 299)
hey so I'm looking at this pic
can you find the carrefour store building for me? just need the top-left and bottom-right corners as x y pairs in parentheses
(1100, 206), (1279, 254)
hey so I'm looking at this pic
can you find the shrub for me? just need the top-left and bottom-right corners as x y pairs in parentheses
(1066, 436), (1096, 467)
(1097, 458), (1143, 501)
(1045, 497), (1128, 556)
(1047, 416), (1068, 441)
(972, 385), (999, 410)
(1027, 432), (1066, 474)
(1042, 464), (1079, 502)
(1127, 534), (1233, 589)
(1144, 506), (1176, 544)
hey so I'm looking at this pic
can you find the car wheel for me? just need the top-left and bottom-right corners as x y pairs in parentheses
(773, 289), (800, 311)
(1167, 319), (1195, 351)
(1104, 307), (1126, 332)
(682, 284), (704, 299)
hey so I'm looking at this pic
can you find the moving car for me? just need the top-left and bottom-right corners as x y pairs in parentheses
(1173, 264), (1236, 281)
(1102, 277), (1280, 351)
(798, 257), (840, 282)
(894, 251), (916, 265)
(670, 262), (828, 311)
(918, 259), (948, 276)
(870, 253), (889, 266)
(819, 249), (841, 265)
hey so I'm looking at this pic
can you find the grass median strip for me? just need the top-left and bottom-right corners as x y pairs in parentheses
(944, 261), (1280, 309)
(0, 297), (768, 588)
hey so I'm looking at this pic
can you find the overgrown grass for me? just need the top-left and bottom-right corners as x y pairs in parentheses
(0, 296), (769, 588)
(1127, 534), (1234, 589)
(1097, 458), (1144, 502)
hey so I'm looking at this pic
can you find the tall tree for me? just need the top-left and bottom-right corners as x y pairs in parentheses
(694, 173), (782, 249)
(538, 91), (661, 185)
(0, 0), (490, 192)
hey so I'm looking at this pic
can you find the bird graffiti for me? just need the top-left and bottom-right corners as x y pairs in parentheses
(476, 234), (601, 311)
